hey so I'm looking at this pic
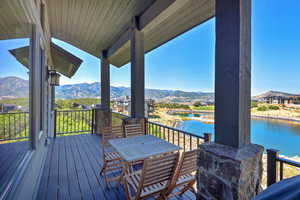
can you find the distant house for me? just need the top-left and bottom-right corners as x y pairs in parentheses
(263, 95), (300, 105)
(112, 98), (155, 117)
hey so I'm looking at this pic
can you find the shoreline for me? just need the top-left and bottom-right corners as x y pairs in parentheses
(169, 109), (300, 124)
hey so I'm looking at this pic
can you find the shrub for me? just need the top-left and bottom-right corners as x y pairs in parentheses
(156, 103), (190, 110)
(149, 114), (160, 119)
(268, 105), (279, 110)
(193, 101), (202, 107)
(251, 101), (258, 108)
(257, 106), (268, 111)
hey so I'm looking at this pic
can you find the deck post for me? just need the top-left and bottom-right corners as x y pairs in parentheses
(94, 51), (112, 134)
(130, 17), (145, 119)
(101, 51), (110, 111)
(54, 109), (57, 138)
(197, 1), (264, 199)
(203, 133), (211, 142)
(267, 149), (279, 186)
(214, 0), (251, 148)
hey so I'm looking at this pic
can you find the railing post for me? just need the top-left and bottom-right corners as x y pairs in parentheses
(144, 118), (148, 134)
(91, 109), (95, 134)
(54, 109), (57, 138)
(267, 149), (279, 186)
(204, 133), (212, 142)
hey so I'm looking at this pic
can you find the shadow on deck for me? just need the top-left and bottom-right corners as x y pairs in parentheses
(36, 134), (196, 200)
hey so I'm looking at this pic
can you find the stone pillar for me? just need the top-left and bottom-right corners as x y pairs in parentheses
(198, 143), (264, 200)
(94, 108), (112, 135)
(197, 0), (264, 199)
(130, 17), (145, 119)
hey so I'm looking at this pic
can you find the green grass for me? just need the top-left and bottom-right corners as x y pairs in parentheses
(56, 98), (100, 109)
(0, 98), (29, 107)
(191, 105), (214, 111)
(257, 106), (268, 111)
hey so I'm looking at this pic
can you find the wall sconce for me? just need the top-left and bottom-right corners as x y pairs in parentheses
(48, 69), (60, 86)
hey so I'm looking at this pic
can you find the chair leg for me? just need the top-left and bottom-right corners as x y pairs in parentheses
(124, 180), (132, 200)
(100, 161), (106, 176)
(178, 180), (196, 196)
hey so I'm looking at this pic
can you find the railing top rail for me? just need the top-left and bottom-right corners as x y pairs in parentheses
(56, 109), (93, 113)
(147, 121), (205, 139)
(112, 111), (129, 118)
(277, 157), (300, 168)
(0, 112), (29, 115)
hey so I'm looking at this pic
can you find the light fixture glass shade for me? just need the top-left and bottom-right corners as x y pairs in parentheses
(49, 69), (60, 86)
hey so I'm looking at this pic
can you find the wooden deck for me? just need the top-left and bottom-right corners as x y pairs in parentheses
(36, 134), (196, 200)
(0, 141), (29, 192)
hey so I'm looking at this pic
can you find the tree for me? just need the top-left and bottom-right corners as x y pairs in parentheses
(193, 101), (202, 107)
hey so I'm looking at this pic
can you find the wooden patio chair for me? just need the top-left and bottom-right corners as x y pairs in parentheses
(124, 123), (144, 137)
(111, 125), (125, 138)
(124, 152), (180, 200)
(165, 149), (198, 198)
(100, 126), (124, 186)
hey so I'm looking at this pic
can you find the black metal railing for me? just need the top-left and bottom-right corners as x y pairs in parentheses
(0, 112), (29, 141)
(54, 109), (94, 137)
(267, 149), (300, 186)
(145, 121), (211, 151)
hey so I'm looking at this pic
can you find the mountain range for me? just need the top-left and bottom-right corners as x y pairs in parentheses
(2, 76), (297, 102)
(0, 76), (214, 102)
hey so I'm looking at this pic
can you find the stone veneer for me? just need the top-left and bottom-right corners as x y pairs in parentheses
(94, 108), (111, 135)
(197, 142), (264, 200)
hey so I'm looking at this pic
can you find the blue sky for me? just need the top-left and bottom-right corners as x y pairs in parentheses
(1, 0), (300, 95)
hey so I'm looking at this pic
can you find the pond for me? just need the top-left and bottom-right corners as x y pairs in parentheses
(176, 113), (300, 157)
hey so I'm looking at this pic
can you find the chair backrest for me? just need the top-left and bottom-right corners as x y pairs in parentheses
(141, 153), (179, 189)
(177, 150), (198, 177)
(101, 126), (115, 148)
(124, 123), (144, 137)
(111, 125), (124, 138)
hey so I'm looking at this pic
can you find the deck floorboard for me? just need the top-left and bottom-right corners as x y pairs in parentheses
(38, 134), (196, 200)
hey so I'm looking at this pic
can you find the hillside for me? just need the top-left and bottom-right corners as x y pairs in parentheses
(0, 76), (214, 102)
(0, 76), (29, 98)
(253, 90), (298, 101)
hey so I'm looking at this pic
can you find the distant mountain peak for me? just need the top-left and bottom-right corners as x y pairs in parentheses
(0, 76), (215, 102)
(253, 90), (298, 100)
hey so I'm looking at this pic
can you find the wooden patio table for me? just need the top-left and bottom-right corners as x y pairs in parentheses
(108, 134), (181, 185)
(108, 134), (181, 163)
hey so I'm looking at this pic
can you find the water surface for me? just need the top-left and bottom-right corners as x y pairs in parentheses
(177, 113), (300, 157)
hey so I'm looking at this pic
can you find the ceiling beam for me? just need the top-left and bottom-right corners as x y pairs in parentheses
(106, 0), (177, 59)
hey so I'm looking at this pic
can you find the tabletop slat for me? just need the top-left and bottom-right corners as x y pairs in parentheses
(109, 135), (181, 162)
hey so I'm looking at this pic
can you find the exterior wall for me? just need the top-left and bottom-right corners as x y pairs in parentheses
(4, 1), (55, 199)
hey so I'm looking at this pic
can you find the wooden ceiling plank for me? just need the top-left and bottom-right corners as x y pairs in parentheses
(106, 0), (177, 58)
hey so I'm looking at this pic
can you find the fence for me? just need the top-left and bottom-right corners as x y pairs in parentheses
(0, 112), (29, 141)
(145, 121), (211, 151)
(267, 149), (300, 186)
(54, 109), (94, 137)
